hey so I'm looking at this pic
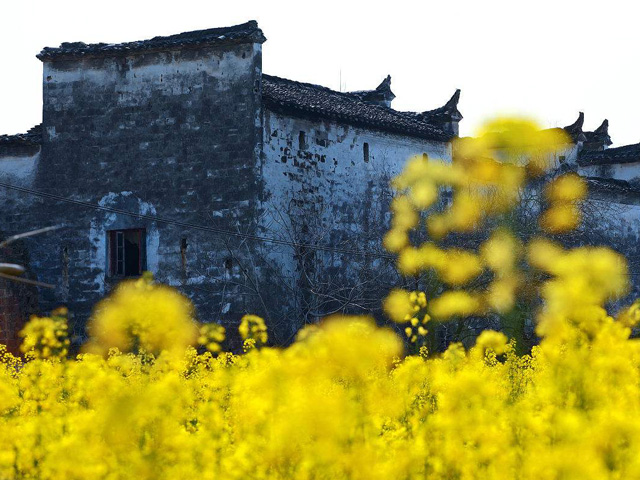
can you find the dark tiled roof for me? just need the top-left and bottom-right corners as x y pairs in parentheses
(262, 75), (451, 142)
(37, 21), (266, 61)
(583, 119), (612, 148)
(579, 142), (640, 166)
(347, 75), (396, 104)
(563, 112), (585, 142)
(586, 176), (640, 203)
(411, 89), (462, 124)
(0, 124), (42, 147)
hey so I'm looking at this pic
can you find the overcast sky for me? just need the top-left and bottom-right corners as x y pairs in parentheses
(1, 0), (639, 146)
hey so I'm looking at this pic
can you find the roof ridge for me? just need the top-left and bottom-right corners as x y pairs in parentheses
(262, 74), (451, 141)
(263, 74), (448, 120)
(0, 124), (42, 147)
(583, 141), (640, 155)
(262, 74), (375, 102)
(37, 21), (265, 61)
(578, 141), (640, 166)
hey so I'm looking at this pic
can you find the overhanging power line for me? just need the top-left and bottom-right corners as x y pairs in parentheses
(0, 181), (395, 260)
(2, 180), (639, 277)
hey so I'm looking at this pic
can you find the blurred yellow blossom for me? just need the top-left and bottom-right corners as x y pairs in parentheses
(475, 330), (509, 355)
(19, 314), (69, 360)
(0, 116), (636, 480)
(197, 323), (226, 353)
(429, 291), (482, 319)
(539, 203), (581, 233)
(85, 273), (197, 355)
(546, 173), (588, 203)
(239, 314), (268, 346)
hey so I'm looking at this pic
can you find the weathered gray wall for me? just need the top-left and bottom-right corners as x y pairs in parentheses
(1, 41), (265, 343)
(580, 162), (640, 184)
(258, 109), (451, 336)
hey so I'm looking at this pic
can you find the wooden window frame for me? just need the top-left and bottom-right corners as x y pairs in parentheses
(108, 228), (146, 277)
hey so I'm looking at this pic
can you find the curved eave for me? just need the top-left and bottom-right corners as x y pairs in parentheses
(263, 100), (452, 143)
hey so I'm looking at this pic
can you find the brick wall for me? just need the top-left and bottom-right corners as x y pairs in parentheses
(0, 241), (37, 355)
(13, 40), (266, 342)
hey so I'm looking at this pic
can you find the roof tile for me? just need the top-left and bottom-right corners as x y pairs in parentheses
(579, 143), (640, 166)
(262, 75), (451, 142)
(37, 21), (266, 61)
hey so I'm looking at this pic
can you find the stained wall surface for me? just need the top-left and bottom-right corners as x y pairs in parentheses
(1, 41), (265, 343)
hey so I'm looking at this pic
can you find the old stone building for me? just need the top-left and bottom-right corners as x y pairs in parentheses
(1, 20), (639, 346)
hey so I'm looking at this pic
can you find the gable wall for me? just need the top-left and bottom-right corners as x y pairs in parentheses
(258, 108), (451, 332)
(0, 42), (265, 342)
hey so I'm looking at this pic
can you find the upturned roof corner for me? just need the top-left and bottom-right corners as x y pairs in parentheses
(583, 119), (613, 151)
(563, 112), (587, 143)
(347, 75), (396, 108)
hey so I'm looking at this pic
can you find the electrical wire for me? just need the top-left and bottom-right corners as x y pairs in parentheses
(2, 180), (639, 277)
(0, 180), (396, 260)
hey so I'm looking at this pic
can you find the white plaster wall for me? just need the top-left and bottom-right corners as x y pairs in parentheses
(0, 152), (39, 211)
(588, 199), (640, 234)
(43, 47), (256, 110)
(0, 153), (39, 187)
(562, 143), (581, 166)
(260, 109), (451, 283)
(536, 143), (579, 170)
(580, 162), (640, 183)
(88, 192), (160, 296)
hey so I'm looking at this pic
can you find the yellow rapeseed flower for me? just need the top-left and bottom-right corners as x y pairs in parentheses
(86, 274), (197, 355)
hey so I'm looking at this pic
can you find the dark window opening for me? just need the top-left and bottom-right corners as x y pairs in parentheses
(363, 142), (370, 163)
(559, 155), (566, 163)
(299, 131), (307, 150)
(180, 238), (188, 276)
(61, 246), (70, 298)
(109, 229), (146, 277)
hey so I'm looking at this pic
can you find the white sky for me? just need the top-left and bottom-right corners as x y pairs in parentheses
(1, 0), (639, 146)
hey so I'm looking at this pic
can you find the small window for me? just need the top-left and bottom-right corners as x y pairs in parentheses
(363, 142), (370, 163)
(299, 131), (307, 150)
(108, 229), (146, 277)
(558, 155), (566, 163)
(180, 238), (188, 275)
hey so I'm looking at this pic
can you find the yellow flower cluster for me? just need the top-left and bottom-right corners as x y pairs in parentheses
(1, 298), (640, 479)
(19, 307), (70, 359)
(528, 238), (628, 339)
(197, 323), (226, 353)
(239, 314), (268, 348)
(85, 273), (198, 355)
(617, 300), (640, 328)
(384, 118), (591, 324)
(383, 291), (430, 343)
(0, 116), (637, 479)
(539, 173), (588, 233)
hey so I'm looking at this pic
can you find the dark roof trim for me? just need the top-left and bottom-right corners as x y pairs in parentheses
(262, 74), (451, 142)
(563, 112), (587, 143)
(347, 75), (396, 104)
(586, 176), (640, 205)
(0, 124), (42, 148)
(579, 142), (640, 166)
(583, 119), (613, 148)
(37, 21), (266, 61)
(414, 89), (463, 123)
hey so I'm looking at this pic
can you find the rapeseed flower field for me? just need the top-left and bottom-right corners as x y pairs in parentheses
(1, 117), (638, 479)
